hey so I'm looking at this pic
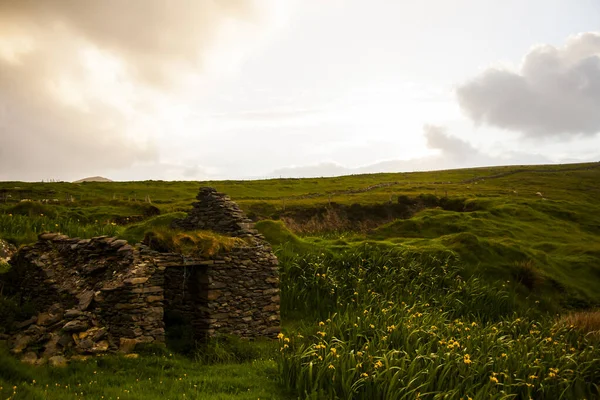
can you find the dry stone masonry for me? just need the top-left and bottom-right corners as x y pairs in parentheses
(171, 187), (257, 237)
(0, 187), (280, 364)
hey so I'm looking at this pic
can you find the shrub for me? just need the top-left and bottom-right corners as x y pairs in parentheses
(417, 193), (439, 207)
(396, 195), (413, 206)
(439, 197), (467, 212)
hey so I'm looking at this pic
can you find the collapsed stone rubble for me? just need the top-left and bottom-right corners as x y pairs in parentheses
(0, 187), (280, 365)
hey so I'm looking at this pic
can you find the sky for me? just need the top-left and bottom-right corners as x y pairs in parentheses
(0, 0), (599, 182)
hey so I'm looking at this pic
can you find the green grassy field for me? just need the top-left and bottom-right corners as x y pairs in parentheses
(1, 162), (600, 399)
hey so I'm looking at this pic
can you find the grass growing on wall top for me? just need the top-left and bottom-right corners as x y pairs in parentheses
(143, 228), (247, 257)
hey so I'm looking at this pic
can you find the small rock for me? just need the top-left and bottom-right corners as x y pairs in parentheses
(124, 353), (139, 359)
(77, 290), (95, 311)
(63, 320), (89, 332)
(117, 245), (133, 253)
(71, 355), (89, 362)
(11, 335), (32, 354)
(24, 323), (46, 336)
(119, 338), (138, 354)
(76, 338), (94, 352)
(110, 239), (128, 248)
(91, 328), (107, 342)
(21, 351), (38, 365)
(38, 233), (59, 241)
(127, 277), (149, 285)
(43, 334), (61, 358)
(64, 309), (84, 319)
(37, 312), (62, 326)
(49, 355), (68, 367)
(35, 357), (48, 366)
(57, 334), (73, 348)
(90, 340), (109, 353)
(16, 316), (37, 329)
(52, 235), (69, 241)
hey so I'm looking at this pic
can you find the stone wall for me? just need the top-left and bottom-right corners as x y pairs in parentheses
(170, 186), (280, 337)
(1, 235), (172, 362)
(171, 187), (257, 237)
(0, 187), (280, 364)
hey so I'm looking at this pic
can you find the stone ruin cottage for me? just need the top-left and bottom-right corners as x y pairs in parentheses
(0, 187), (280, 364)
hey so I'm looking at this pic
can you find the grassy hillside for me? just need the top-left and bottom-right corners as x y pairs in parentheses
(1, 162), (600, 399)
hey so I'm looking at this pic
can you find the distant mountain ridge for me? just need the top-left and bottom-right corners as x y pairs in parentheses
(73, 176), (113, 183)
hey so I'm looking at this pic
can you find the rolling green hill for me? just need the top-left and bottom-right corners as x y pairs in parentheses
(1, 162), (599, 399)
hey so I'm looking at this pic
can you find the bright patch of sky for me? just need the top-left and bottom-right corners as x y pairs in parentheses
(0, 0), (599, 181)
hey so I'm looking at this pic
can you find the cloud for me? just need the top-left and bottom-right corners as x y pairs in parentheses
(423, 125), (477, 160)
(456, 32), (600, 138)
(0, 0), (281, 181)
(0, 0), (268, 86)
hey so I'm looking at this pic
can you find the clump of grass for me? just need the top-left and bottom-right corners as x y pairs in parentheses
(513, 260), (546, 290)
(195, 336), (278, 365)
(143, 228), (246, 257)
(118, 212), (187, 243)
(561, 310), (600, 340)
(0, 213), (120, 245)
